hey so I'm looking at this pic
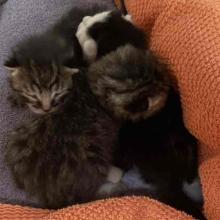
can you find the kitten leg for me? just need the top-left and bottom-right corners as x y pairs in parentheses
(183, 177), (204, 206)
(107, 166), (123, 183)
(97, 166), (124, 197)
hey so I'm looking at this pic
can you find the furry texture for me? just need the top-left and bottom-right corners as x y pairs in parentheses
(76, 10), (146, 62)
(6, 60), (76, 114)
(88, 45), (169, 122)
(114, 89), (205, 220)
(87, 45), (205, 219)
(5, 70), (120, 209)
(4, 4), (109, 114)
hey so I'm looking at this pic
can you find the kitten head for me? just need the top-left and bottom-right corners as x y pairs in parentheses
(87, 44), (170, 121)
(5, 58), (78, 114)
(4, 35), (80, 114)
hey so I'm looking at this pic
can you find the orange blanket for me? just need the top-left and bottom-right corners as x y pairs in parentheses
(1, 0), (219, 219)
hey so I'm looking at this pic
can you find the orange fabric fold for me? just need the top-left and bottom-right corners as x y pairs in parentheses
(0, 197), (194, 220)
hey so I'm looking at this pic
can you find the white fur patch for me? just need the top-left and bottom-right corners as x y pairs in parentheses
(107, 166), (123, 183)
(76, 11), (134, 62)
(98, 182), (117, 195)
(76, 11), (111, 62)
(83, 39), (97, 61)
(122, 166), (156, 191)
(183, 178), (203, 203)
(123, 14), (133, 22)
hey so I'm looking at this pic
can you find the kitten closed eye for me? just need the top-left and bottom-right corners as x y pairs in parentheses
(5, 57), (76, 114)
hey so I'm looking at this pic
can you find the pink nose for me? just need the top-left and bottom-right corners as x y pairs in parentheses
(43, 108), (51, 112)
(42, 103), (51, 112)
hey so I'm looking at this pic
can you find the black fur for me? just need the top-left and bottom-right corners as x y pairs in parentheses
(87, 45), (205, 219)
(5, 4), (109, 69)
(88, 10), (146, 59)
(114, 89), (205, 220)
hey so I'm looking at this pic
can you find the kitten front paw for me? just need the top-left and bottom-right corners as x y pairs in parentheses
(107, 166), (124, 183)
(8, 95), (26, 108)
(123, 14), (132, 22)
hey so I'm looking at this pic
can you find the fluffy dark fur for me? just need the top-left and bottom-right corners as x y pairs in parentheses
(114, 90), (205, 220)
(5, 45), (168, 209)
(87, 45), (169, 122)
(87, 45), (205, 220)
(87, 10), (146, 59)
(5, 70), (120, 209)
(4, 4), (109, 113)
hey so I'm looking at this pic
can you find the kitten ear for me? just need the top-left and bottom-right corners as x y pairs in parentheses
(4, 56), (20, 76)
(63, 66), (79, 75)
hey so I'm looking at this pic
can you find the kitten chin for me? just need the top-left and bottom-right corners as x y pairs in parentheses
(87, 44), (170, 122)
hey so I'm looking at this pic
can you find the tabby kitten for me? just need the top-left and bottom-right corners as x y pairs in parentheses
(87, 45), (205, 220)
(5, 60), (77, 114)
(5, 68), (122, 209)
(4, 4), (110, 114)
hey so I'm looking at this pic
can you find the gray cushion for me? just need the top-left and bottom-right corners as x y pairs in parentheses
(0, 0), (114, 207)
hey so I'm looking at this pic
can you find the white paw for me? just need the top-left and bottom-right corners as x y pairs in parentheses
(76, 11), (111, 62)
(82, 16), (91, 24)
(83, 39), (97, 61)
(123, 14), (133, 23)
(107, 166), (124, 183)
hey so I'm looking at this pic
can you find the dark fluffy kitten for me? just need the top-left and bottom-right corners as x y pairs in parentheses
(87, 45), (205, 220)
(88, 45), (169, 122)
(5, 69), (120, 209)
(3, 5), (107, 114)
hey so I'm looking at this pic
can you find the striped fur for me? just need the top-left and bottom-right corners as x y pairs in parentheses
(6, 61), (76, 114)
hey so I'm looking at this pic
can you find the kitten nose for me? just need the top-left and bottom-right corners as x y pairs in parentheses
(43, 107), (51, 112)
(41, 93), (51, 112)
(42, 104), (51, 112)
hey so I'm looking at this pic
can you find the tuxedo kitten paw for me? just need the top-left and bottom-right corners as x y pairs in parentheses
(107, 166), (124, 183)
(76, 11), (110, 62)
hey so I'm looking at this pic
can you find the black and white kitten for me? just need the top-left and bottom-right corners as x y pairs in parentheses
(76, 10), (145, 62)
(87, 45), (205, 220)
